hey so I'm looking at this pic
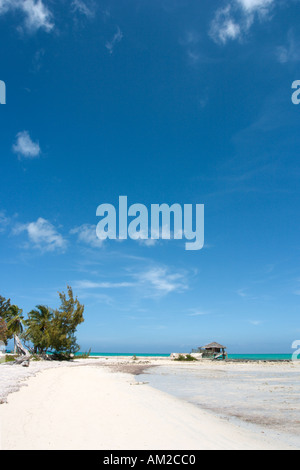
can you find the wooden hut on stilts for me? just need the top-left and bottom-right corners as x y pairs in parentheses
(192, 342), (228, 360)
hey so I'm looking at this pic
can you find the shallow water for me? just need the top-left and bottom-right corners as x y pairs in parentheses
(138, 364), (300, 448)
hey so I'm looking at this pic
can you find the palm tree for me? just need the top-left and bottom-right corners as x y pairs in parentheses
(25, 305), (53, 354)
(5, 305), (24, 354)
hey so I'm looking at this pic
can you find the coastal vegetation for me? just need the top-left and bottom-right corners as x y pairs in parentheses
(75, 349), (92, 359)
(0, 286), (85, 361)
(0, 295), (10, 345)
(174, 354), (198, 362)
(0, 354), (17, 364)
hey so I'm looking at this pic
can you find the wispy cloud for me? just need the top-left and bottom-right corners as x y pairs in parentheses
(0, 0), (54, 33)
(237, 288), (249, 298)
(12, 131), (41, 159)
(106, 26), (123, 54)
(276, 31), (300, 64)
(179, 30), (201, 49)
(0, 211), (10, 233)
(236, 286), (271, 301)
(210, 0), (274, 45)
(237, 0), (273, 12)
(70, 224), (104, 248)
(187, 309), (210, 317)
(248, 320), (263, 326)
(180, 30), (221, 67)
(137, 237), (158, 247)
(210, 5), (241, 45)
(13, 218), (67, 253)
(71, 0), (95, 19)
(74, 265), (190, 299)
(32, 48), (45, 72)
(136, 267), (189, 296)
(133, 226), (184, 247)
(73, 280), (134, 289)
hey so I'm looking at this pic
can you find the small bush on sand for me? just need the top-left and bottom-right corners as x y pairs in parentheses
(174, 354), (198, 362)
(75, 349), (91, 359)
(5, 355), (16, 363)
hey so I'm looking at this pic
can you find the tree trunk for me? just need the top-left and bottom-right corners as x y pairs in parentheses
(10, 335), (31, 366)
(13, 356), (30, 366)
(14, 334), (30, 357)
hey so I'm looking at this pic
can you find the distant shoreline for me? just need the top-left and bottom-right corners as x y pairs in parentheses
(72, 352), (294, 362)
(3, 352), (295, 362)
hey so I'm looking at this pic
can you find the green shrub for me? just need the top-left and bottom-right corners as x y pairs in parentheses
(5, 355), (16, 362)
(75, 349), (91, 359)
(174, 354), (198, 362)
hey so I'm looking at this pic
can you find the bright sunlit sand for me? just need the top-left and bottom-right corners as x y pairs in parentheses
(0, 358), (299, 450)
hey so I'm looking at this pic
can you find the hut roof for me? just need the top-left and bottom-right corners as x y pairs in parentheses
(202, 342), (227, 350)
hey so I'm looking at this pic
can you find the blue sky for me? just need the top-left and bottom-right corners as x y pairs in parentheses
(1, 0), (300, 353)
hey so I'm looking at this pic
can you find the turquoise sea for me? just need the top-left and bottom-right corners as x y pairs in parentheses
(76, 352), (294, 361)
(228, 354), (293, 361)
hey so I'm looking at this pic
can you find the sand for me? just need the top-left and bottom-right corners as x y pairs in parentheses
(0, 358), (298, 450)
(138, 360), (300, 447)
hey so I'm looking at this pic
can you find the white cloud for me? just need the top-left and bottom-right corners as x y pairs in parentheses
(70, 224), (105, 248)
(210, 6), (241, 45)
(14, 218), (67, 252)
(72, 0), (95, 19)
(133, 229), (160, 248)
(12, 131), (41, 159)
(106, 26), (123, 54)
(74, 280), (134, 289)
(74, 265), (190, 299)
(137, 267), (188, 296)
(210, 0), (274, 44)
(237, 0), (273, 12)
(0, 0), (54, 33)
(22, 0), (53, 32)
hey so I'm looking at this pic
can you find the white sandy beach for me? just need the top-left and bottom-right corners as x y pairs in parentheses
(0, 358), (298, 450)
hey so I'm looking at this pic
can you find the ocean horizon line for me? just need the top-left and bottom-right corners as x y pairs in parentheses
(4, 351), (295, 361)
(74, 352), (295, 361)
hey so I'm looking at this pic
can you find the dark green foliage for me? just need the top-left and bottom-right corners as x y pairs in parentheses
(0, 295), (10, 319)
(5, 305), (24, 339)
(24, 287), (84, 359)
(25, 287), (85, 359)
(0, 287), (85, 360)
(48, 286), (84, 358)
(24, 305), (53, 354)
(0, 318), (7, 344)
(0, 295), (10, 344)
